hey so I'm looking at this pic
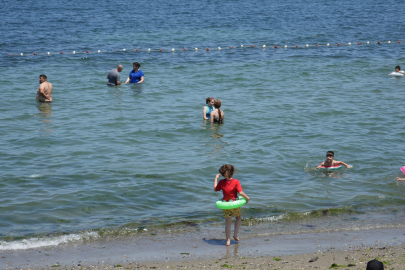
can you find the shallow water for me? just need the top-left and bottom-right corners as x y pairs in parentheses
(1, 0), (405, 249)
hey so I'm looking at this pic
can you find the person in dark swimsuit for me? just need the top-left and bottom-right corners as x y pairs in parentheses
(210, 99), (224, 123)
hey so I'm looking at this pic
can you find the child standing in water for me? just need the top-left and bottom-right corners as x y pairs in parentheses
(214, 164), (249, 246)
(203, 97), (215, 120)
(316, 151), (351, 169)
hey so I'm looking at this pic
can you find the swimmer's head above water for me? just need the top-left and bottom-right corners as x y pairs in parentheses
(326, 151), (334, 161)
(214, 99), (221, 109)
(133, 62), (141, 70)
(206, 97), (214, 106)
(39, 74), (47, 83)
(219, 164), (235, 179)
(395, 66), (401, 72)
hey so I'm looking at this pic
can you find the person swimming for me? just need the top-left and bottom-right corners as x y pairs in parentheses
(210, 99), (224, 123)
(203, 97), (215, 120)
(395, 66), (405, 75)
(316, 151), (351, 169)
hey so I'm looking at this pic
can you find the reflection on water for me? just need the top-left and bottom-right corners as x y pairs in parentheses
(129, 83), (143, 95)
(34, 102), (53, 136)
(109, 86), (124, 97)
(201, 121), (227, 159)
(225, 243), (239, 258)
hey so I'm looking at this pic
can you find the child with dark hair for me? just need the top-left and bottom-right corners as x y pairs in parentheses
(366, 259), (384, 270)
(214, 164), (249, 246)
(395, 66), (405, 75)
(316, 151), (351, 169)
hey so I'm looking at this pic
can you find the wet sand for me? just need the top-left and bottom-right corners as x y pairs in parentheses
(2, 227), (405, 269)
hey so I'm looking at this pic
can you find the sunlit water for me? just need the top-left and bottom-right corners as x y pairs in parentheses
(1, 0), (405, 249)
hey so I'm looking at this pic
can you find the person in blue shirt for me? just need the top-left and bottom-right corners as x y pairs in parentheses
(124, 62), (144, 84)
(203, 97), (215, 120)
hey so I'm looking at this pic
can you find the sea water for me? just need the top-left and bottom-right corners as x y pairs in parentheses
(1, 0), (405, 250)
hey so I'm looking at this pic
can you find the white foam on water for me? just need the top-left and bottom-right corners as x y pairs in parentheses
(0, 231), (99, 250)
(29, 174), (42, 178)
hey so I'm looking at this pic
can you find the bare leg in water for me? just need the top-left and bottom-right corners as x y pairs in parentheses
(234, 215), (241, 241)
(225, 216), (242, 245)
(225, 217), (232, 246)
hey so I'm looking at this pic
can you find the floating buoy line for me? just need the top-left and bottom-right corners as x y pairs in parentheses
(7, 40), (402, 56)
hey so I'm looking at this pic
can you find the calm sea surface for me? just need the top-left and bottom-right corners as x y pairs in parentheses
(1, 0), (405, 249)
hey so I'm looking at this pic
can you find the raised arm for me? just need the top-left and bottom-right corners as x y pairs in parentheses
(239, 191), (249, 204)
(214, 174), (221, 190)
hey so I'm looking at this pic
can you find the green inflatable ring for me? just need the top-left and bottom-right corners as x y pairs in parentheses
(216, 197), (247, 210)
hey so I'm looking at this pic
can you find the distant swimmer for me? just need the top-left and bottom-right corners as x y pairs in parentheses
(203, 97), (215, 120)
(36, 74), (53, 103)
(316, 151), (351, 169)
(210, 99), (224, 123)
(107, 65), (123, 86)
(395, 65), (405, 75)
(124, 62), (144, 84)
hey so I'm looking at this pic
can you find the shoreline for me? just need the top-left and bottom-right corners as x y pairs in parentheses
(2, 227), (405, 269)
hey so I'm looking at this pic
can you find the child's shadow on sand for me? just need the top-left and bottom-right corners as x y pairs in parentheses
(202, 238), (238, 246)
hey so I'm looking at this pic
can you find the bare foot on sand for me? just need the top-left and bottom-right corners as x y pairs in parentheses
(234, 236), (239, 241)
(226, 239), (230, 246)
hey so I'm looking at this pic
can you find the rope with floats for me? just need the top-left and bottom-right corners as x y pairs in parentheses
(8, 40), (402, 56)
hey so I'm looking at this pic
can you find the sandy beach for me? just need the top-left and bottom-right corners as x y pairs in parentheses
(2, 227), (405, 270)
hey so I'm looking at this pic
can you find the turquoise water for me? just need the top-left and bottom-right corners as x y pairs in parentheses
(1, 0), (405, 249)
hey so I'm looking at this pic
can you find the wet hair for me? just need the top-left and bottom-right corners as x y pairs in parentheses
(39, 74), (47, 80)
(366, 260), (384, 270)
(219, 164), (235, 179)
(133, 62), (141, 68)
(214, 99), (222, 123)
(206, 97), (214, 104)
(395, 65), (401, 70)
(326, 151), (334, 156)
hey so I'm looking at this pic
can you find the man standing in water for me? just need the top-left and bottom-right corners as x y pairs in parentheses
(36, 74), (53, 102)
(107, 65), (123, 86)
